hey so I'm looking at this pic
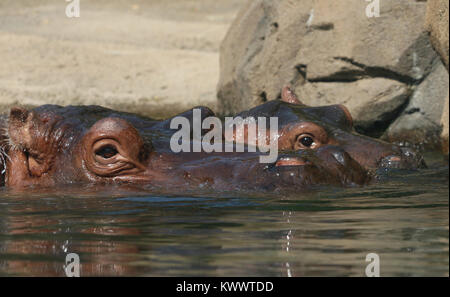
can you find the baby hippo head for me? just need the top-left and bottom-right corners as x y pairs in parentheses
(3, 105), (153, 188)
(232, 86), (426, 172)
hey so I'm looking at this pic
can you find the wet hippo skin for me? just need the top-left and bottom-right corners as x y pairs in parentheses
(229, 86), (426, 172)
(0, 88), (424, 191)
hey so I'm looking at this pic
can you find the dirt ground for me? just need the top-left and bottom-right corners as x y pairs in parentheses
(0, 0), (243, 118)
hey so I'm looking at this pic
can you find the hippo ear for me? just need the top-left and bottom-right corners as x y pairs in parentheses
(9, 107), (33, 135)
(10, 107), (31, 124)
(8, 107), (33, 147)
(337, 104), (353, 128)
(280, 86), (304, 105)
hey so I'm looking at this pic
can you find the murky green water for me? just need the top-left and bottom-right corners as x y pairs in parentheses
(0, 154), (448, 277)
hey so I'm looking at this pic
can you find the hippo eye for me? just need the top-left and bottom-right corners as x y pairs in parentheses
(296, 134), (316, 149)
(300, 136), (314, 147)
(95, 145), (118, 159)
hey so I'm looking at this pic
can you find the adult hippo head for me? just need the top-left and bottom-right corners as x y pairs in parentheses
(0, 104), (372, 191)
(228, 86), (426, 171)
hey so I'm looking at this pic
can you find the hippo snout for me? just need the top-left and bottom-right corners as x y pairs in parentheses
(314, 146), (372, 186)
(270, 146), (372, 187)
(332, 130), (427, 171)
(379, 147), (427, 170)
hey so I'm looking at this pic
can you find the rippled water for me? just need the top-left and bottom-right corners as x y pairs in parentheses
(0, 153), (448, 277)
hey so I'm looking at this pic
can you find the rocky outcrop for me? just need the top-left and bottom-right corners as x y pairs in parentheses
(295, 78), (412, 137)
(383, 60), (448, 149)
(425, 0), (449, 155)
(425, 0), (449, 71)
(441, 95), (449, 155)
(218, 0), (447, 147)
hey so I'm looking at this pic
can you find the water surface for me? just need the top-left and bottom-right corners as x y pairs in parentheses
(0, 153), (448, 277)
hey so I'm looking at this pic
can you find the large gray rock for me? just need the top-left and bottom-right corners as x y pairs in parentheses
(425, 0), (449, 155)
(383, 60), (449, 149)
(441, 95), (449, 155)
(295, 78), (411, 137)
(218, 0), (439, 137)
(425, 0), (449, 71)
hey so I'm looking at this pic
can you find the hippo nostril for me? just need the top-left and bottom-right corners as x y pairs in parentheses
(379, 155), (403, 168)
(377, 144), (427, 169)
(400, 147), (416, 158)
(399, 147), (427, 169)
(388, 156), (401, 162)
